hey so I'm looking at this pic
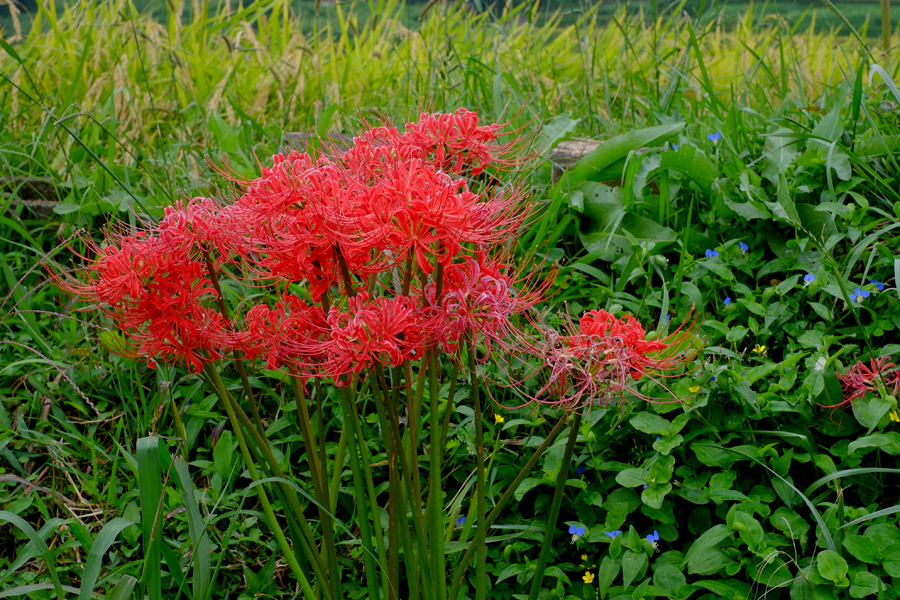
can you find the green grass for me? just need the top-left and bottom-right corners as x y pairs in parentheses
(2, 0), (900, 599)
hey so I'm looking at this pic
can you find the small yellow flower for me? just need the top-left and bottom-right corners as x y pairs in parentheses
(890, 411), (900, 423)
(581, 554), (588, 562)
(689, 385), (701, 393)
(494, 414), (505, 424)
(753, 344), (766, 354)
(583, 570), (595, 584)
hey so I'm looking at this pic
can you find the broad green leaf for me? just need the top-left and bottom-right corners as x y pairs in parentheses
(622, 550), (649, 588)
(630, 413), (671, 436)
(694, 579), (750, 600)
(653, 565), (686, 596)
(848, 433), (900, 456)
(641, 484), (672, 510)
(849, 571), (880, 598)
(597, 557), (621, 599)
(817, 550), (849, 586)
(538, 114), (579, 154)
(843, 535), (880, 564)
(682, 525), (733, 569)
(563, 123), (685, 186)
(79, 517), (137, 600)
(653, 435), (684, 455)
(730, 511), (764, 551)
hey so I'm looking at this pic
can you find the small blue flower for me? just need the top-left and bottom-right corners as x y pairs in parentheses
(853, 287), (871, 302)
(710, 376), (717, 382)
(646, 530), (660, 550)
(708, 132), (721, 143)
(655, 436), (661, 442)
(705, 249), (719, 258)
(569, 525), (586, 543)
(739, 241), (749, 253)
(642, 483), (649, 490)
(456, 516), (466, 526)
(604, 530), (622, 539)
(671, 143), (681, 151)
(724, 297), (731, 307)
(872, 279), (885, 291)
(576, 464), (586, 476)
(803, 274), (815, 286)
(666, 314), (671, 323)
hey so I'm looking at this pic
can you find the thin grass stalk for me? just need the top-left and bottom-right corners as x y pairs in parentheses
(340, 387), (381, 600)
(467, 341), (487, 600)
(447, 417), (567, 600)
(220, 387), (330, 594)
(397, 476), (422, 600)
(526, 410), (583, 600)
(205, 365), (319, 600)
(292, 376), (342, 597)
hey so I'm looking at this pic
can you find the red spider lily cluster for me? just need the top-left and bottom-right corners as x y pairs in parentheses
(61, 108), (696, 405)
(827, 357), (900, 408)
(499, 309), (697, 410)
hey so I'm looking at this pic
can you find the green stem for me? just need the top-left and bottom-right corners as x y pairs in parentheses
(427, 353), (446, 600)
(527, 410), (583, 600)
(220, 386), (330, 595)
(292, 377), (341, 597)
(344, 386), (391, 600)
(467, 342), (487, 600)
(205, 365), (319, 600)
(340, 387), (381, 600)
(447, 417), (566, 600)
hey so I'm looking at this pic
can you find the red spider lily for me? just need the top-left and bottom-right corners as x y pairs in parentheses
(499, 309), (698, 410)
(318, 293), (430, 382)
(240, 295), (328, 370)
(423, 255), (553, 357)
(826, 357), (900, 408)
(59, 224), (233, 374)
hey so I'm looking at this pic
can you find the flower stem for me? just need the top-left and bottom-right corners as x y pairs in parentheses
(527, 410), (583, 600)
(447, 416), (566, 600)
(205, 365), (319, 600)
(292, 377), (341, 597)
(467, 341), (487, 600)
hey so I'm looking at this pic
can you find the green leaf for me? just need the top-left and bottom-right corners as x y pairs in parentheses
(629, 413), (672, 436)
(653, 435), (684, 456)
(107, 575), (138, 600)
(563, 123), (685, 186)
(682, 525), (733, 569)
(761, 127), (800, 183)
(843, 535), (881, 563)
(137, 437), (164, 600)
(539, 114), (579, 154)
(616, 468), (648, 488)
(622, 550), (648, 588)
(694, 579), (750, 600)
(849, 571), (880, 598)
(0, 511), (66, 599)
(641, 484), (672, 510)
(597, 557), (621, 599)
(881, 544), (900, 577)
(817, 550), (849, 586)
(730, 511), (764, 551)
(848, 433), (900, 456)
(79, 517), (137, 600)
(653, 565), (686, 596)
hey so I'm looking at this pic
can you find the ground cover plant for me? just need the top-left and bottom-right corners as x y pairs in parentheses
(1, 1), (900, 599)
